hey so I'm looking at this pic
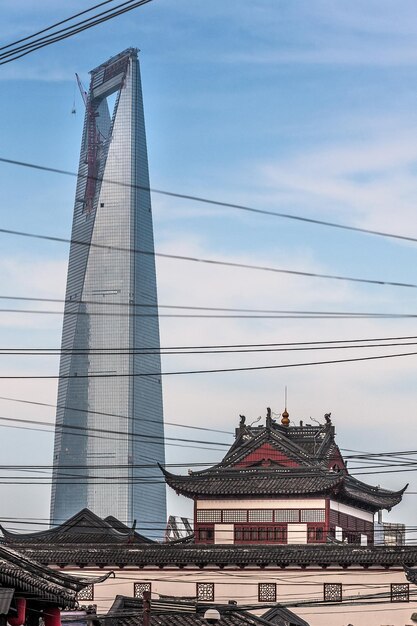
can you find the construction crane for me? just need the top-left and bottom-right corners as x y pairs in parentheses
(75, 73), (88, 107)
(75, 73), (100, 213)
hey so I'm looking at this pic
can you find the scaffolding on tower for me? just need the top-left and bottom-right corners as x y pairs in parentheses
(75, 73), (100, 213)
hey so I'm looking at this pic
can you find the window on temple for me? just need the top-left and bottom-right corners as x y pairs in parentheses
(258, 583), (276, 602)
(77, 584), (94, 601)
(323, 583), (342, 602)
(198, 527), (214, 542)
(234, 525), (286, 543)
(390, 583), (409, 603)
(196, 583), (215, 601)
(258, 527), (268, 541)
(248, 510), (273, 523)
(223, 510), (247, 523)
(134, 582), (151, 598)
(274, 510), (299, 523)
(307, 526), (324, 543)
(196, 510), (221, 523)
(275, 526), (287, 543)
(301, 509), (325, 523)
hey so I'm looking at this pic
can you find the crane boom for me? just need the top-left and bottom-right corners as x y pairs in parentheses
(75, 72), (99, 212)
(75, 73), (88, 107)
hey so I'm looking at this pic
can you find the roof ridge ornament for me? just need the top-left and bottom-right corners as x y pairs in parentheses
(266, 407), (273, 429)
(281, 407), (290, 427)
(281, 385), (290, 427)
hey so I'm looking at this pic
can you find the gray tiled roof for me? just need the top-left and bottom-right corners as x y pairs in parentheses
(161, 465), (406, 511)
(262, 605), (310, 626)
(0, 543), (108, 606)
(0, 509), (153, 545)
(405, 566), (417, 584)
(103, 596), (310, 626)
(9, 543), (417, 569)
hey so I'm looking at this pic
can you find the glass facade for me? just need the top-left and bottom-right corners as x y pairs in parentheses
(50, 49), (166, 538)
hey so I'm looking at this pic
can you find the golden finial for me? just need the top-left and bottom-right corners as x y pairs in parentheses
(281, 386), (290, 426)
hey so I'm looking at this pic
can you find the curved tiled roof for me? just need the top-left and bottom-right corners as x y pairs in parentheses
(342, 475), (407, 510)
(0, 543), (109, 606)
(0, 509), (153, 545)
(161, 466), (342, 497)
(161, 465), (406, 511)
(104, 596), (304, 626)
(262, 605), (310, 626)
(9, 543), (417, 569)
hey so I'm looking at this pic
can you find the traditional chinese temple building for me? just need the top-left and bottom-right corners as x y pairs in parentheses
(1, 409), (416, 626)
(162, 409), (406, 547)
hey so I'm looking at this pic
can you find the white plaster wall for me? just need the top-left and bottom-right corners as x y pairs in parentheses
(287, 523), (307, 544)
(214, 524), (234, 544)
(329, 500), (374, 522)
(197, 499), (326, 510)
(64, 566), (417, 626)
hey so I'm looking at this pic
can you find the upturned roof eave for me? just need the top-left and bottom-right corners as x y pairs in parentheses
(0, 508), (142, 545)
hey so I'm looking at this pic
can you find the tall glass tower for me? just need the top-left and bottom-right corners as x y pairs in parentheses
(50, 49), (166, 538)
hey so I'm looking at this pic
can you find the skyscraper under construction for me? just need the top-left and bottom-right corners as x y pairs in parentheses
(50, 49), (166, 537)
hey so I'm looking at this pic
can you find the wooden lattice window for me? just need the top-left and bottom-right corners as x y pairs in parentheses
(134, 582), (151, 598)
(391, 583), (409, 603)
(323, 583), (342, 602)
(196, 583), (214, 601)
(197, 527), (214, 543)
(77, 584), (94, 601)
(307, 526), (324, 543)
(258, 583), (276, 602)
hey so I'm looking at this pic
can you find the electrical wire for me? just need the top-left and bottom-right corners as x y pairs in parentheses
(0, 1), (124, 52)
(0, 413), (230, 448)
(1, 348), (417, 378)
(2, 156), (417, 249)
(1, 332), (417, 353)
(0, 395), (231, 435)
(3, 395), (417, 469)
(5, 340), (417, 358)
(0, 221), (416, 291)
(1, 294), (417, 320)
(0, 1), (154, 66)
(4, 307), (417, 319)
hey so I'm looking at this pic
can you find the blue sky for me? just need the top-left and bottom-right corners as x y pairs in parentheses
(1, 1), (417, 535)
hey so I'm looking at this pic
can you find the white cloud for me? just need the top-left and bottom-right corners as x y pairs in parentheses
(258, 126), (417, 235)
(0, 256), (66, 329)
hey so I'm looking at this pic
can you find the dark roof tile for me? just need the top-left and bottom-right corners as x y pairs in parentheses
(9, 543), (417, 568)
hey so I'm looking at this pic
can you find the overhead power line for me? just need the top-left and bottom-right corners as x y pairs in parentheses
(2, 293), (417, 318)
(0, 1), (154, 65)
(0, 395), (231, 435)
(0, 223), (416, 291)
(1, 349), (417, 378)
(3, 307), (417, 320)
(5, 340), (417, 357)
(1, 333), (417, 352)
(2, 155), (417, 247)
(0, 0), (123, 52)
(0, 413), (229, 448)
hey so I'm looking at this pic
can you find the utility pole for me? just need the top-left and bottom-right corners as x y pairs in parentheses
(143, 591), (151, 626)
